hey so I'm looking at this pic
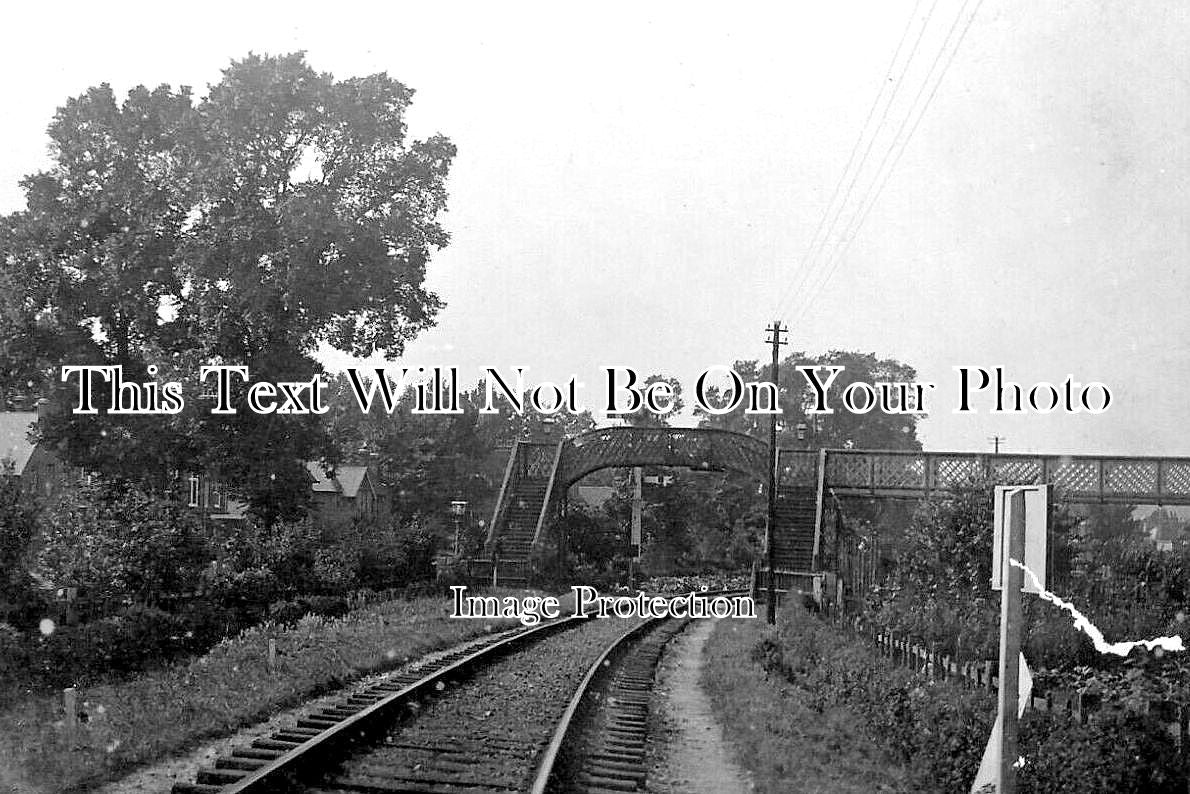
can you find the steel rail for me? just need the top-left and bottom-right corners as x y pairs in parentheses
(529, 589), (747, 794)
(178, 612), (586, 794)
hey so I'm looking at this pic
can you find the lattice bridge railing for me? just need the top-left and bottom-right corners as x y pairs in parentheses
(778, 449), (1190, 504)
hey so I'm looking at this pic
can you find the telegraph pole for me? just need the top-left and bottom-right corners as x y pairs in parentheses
(765, 319), (788, 624)
(989, 435), (1007, 454)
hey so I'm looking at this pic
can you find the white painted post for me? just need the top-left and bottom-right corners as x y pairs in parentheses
(997, 489), (1026, 794)
(268, 639), (277, 672)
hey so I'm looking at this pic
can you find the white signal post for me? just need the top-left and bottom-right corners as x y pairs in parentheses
(992, 486), (1048, 593)
(997, 489), (1025, 794)
(990, 485), (1048, 794)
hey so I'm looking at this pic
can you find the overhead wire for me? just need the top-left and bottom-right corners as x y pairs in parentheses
(771, 0), (933, 320)
(771, 0), (932, 317)
(789, 0), (984, 329)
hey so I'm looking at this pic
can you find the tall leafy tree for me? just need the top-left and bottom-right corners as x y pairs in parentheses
(695, 350), (923, 450)
(0, 53), (454, 522)
(616, 373), (683, 428)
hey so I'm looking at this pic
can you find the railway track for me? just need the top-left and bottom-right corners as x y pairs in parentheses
(531, 617), (691, 794)
(174, 591), (743, 794)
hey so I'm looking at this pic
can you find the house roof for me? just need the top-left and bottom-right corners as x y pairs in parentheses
(0, 412), (37, 475)
(305, 462), (372, 498)
(335, 466), (370, 498)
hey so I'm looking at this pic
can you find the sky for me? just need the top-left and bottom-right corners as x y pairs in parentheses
(1, 1), (1187, 457)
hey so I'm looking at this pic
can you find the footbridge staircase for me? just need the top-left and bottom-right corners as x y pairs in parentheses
(482, 431), (1190, 593)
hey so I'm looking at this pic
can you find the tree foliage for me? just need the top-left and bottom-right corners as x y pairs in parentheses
(34, 483), (208, 602)
(696, 350), (922, 450)
(0, 53), (454, 519)
(0, 468), (39, 603)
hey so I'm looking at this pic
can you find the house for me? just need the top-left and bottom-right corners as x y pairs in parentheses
(0, 407), (75, 498)
(183, 471), (245, 521)
(1142, 508), (1189, 552)
(305, 462), (382, 523)
(183, 462), (386, 526)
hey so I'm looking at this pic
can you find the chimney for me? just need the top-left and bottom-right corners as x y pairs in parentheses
(35, 397), (59, 426)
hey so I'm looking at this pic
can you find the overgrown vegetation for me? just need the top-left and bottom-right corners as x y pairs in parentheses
(0, 596), (520, 793)
(703, 615), (909, 793)
(730, 602), (1183, 793)
(0, 479), (450, 696)
(865, 479), (1190, 682)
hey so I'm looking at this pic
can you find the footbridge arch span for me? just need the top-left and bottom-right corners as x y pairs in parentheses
(556, 426), (769, 487)
(482, 427), (770, 579)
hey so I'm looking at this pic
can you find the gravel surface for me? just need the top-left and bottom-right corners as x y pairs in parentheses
(306, 615), (645, 793)
(648, 619), (754, 794)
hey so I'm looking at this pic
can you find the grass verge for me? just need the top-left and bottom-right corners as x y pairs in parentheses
(0, 592), (529, 793)
(701, 615), (909, 793)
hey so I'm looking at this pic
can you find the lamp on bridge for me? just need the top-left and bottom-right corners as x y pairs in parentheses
(450, 499), (468, 556)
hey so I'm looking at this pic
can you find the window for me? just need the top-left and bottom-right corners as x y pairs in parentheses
(210, 482), (227, 511)
(188, 476), (200, 507)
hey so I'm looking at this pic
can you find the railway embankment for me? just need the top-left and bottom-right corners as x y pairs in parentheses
(0, 593), (525, 793)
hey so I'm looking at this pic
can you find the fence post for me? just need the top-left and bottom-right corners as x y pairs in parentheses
(268, 639), (277, 672)
(1178, 705), (1188, 761)
(63, 687), (78, 737)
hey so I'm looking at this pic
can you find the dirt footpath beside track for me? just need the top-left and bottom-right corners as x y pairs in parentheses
(647, 619), (754, 794)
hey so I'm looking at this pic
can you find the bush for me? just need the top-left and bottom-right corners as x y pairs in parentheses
(357, 516), (439, 589)
(267, 595), (349, 626)
(1017, 709), (1182, 793)
(0, 622), (26, 690)
(34, 485), (208, 603)
(171, 598), (245, 646)
(759, 603), (1184, 793)
(24, 605), (194, 689)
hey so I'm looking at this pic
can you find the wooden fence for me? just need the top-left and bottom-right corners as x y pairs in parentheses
(836, 612), (1190, 753)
